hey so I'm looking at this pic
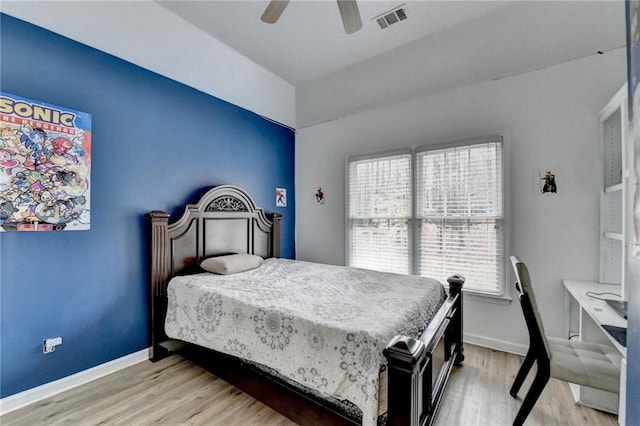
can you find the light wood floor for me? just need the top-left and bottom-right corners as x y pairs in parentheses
(1, 344), (618, 426)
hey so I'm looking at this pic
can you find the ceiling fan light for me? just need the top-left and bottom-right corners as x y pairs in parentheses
(261, 0), (362, 35)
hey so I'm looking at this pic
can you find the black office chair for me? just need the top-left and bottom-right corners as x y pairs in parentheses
(509, 256), (622, 426)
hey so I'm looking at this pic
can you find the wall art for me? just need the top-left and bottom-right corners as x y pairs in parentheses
(315, 187), (325, 204)
(276, 187), (287, 207)
(540, 170), (557, 194)
(0, 92), (92, 231)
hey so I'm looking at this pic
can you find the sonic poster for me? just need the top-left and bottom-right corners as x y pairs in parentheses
(0, 92), (91, 231)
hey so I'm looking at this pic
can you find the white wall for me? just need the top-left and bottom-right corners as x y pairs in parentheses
(296, 1), (625, 129)
(296, 48), (627, 351)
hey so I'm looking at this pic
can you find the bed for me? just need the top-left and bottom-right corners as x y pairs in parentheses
(147, 185), (465, 426)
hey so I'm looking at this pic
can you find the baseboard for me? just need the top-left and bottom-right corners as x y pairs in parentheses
(0, 338), (524, 416)
(0, 348), (149, 416)
(464, 333), (527, 356)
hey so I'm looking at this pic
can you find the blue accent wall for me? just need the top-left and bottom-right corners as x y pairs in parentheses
(0, 14), (295, 398)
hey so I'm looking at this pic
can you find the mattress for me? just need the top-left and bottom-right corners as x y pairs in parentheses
(165, 258), (445, 425)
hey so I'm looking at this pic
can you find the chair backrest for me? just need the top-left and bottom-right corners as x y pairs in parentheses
(510, 256), (552, 361)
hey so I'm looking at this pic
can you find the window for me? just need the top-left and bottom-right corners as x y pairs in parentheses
(347, 152), (412, 274)
(347, 136), (506, 297)
(416, 139), (504, 294)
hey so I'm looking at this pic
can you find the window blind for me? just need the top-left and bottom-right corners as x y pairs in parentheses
(348, 153), (411, 274)
(416, 139), (503, 294)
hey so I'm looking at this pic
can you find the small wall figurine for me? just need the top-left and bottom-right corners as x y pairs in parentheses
(315, 187), (325, 204)
(541, 170), (557, 194)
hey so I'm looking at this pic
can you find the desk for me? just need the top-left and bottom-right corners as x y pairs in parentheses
(563, 280), (627, 424)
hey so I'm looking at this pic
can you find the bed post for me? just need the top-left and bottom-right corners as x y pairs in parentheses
(147, 210), (171, 362)
(384, 336), (427, 426)
(268, 213), (282, 258)
(447, 274), (465, 364)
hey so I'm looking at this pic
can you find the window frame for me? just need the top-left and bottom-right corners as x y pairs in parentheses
(345, 133), (511, 301)
(345, 148), (414, 274)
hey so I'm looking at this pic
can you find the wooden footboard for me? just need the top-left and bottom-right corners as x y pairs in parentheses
(384, 275), (465, 426)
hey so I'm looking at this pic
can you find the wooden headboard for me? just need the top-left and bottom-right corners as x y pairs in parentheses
(146, 185), (281, 360)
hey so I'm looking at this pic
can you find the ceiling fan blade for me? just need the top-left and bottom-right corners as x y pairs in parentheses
(337, 0), (362, 34)
(261, 0), (291, 24)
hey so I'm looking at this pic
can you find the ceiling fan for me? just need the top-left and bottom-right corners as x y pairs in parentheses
(261, 0), (363, 35)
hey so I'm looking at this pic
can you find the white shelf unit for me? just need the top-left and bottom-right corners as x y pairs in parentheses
(598, 83), (628, 299)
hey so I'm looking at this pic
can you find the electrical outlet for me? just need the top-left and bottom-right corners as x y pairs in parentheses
(43, 337), (63, 354)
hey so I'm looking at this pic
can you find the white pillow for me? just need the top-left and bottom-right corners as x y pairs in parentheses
(200, 254), (264, 275)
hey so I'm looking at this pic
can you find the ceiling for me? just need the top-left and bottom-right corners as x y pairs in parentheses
(1, 1), (627, 128)
(158, 1), (516, 85)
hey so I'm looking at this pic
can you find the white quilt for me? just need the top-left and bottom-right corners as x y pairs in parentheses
(165, 258), (445, 425)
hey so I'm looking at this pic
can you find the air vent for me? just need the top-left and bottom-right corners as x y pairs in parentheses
(373, 4), (408, 29)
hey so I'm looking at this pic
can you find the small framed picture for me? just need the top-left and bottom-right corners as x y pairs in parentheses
(540, 170), (557, 194)
(276, 188), (287, 207)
